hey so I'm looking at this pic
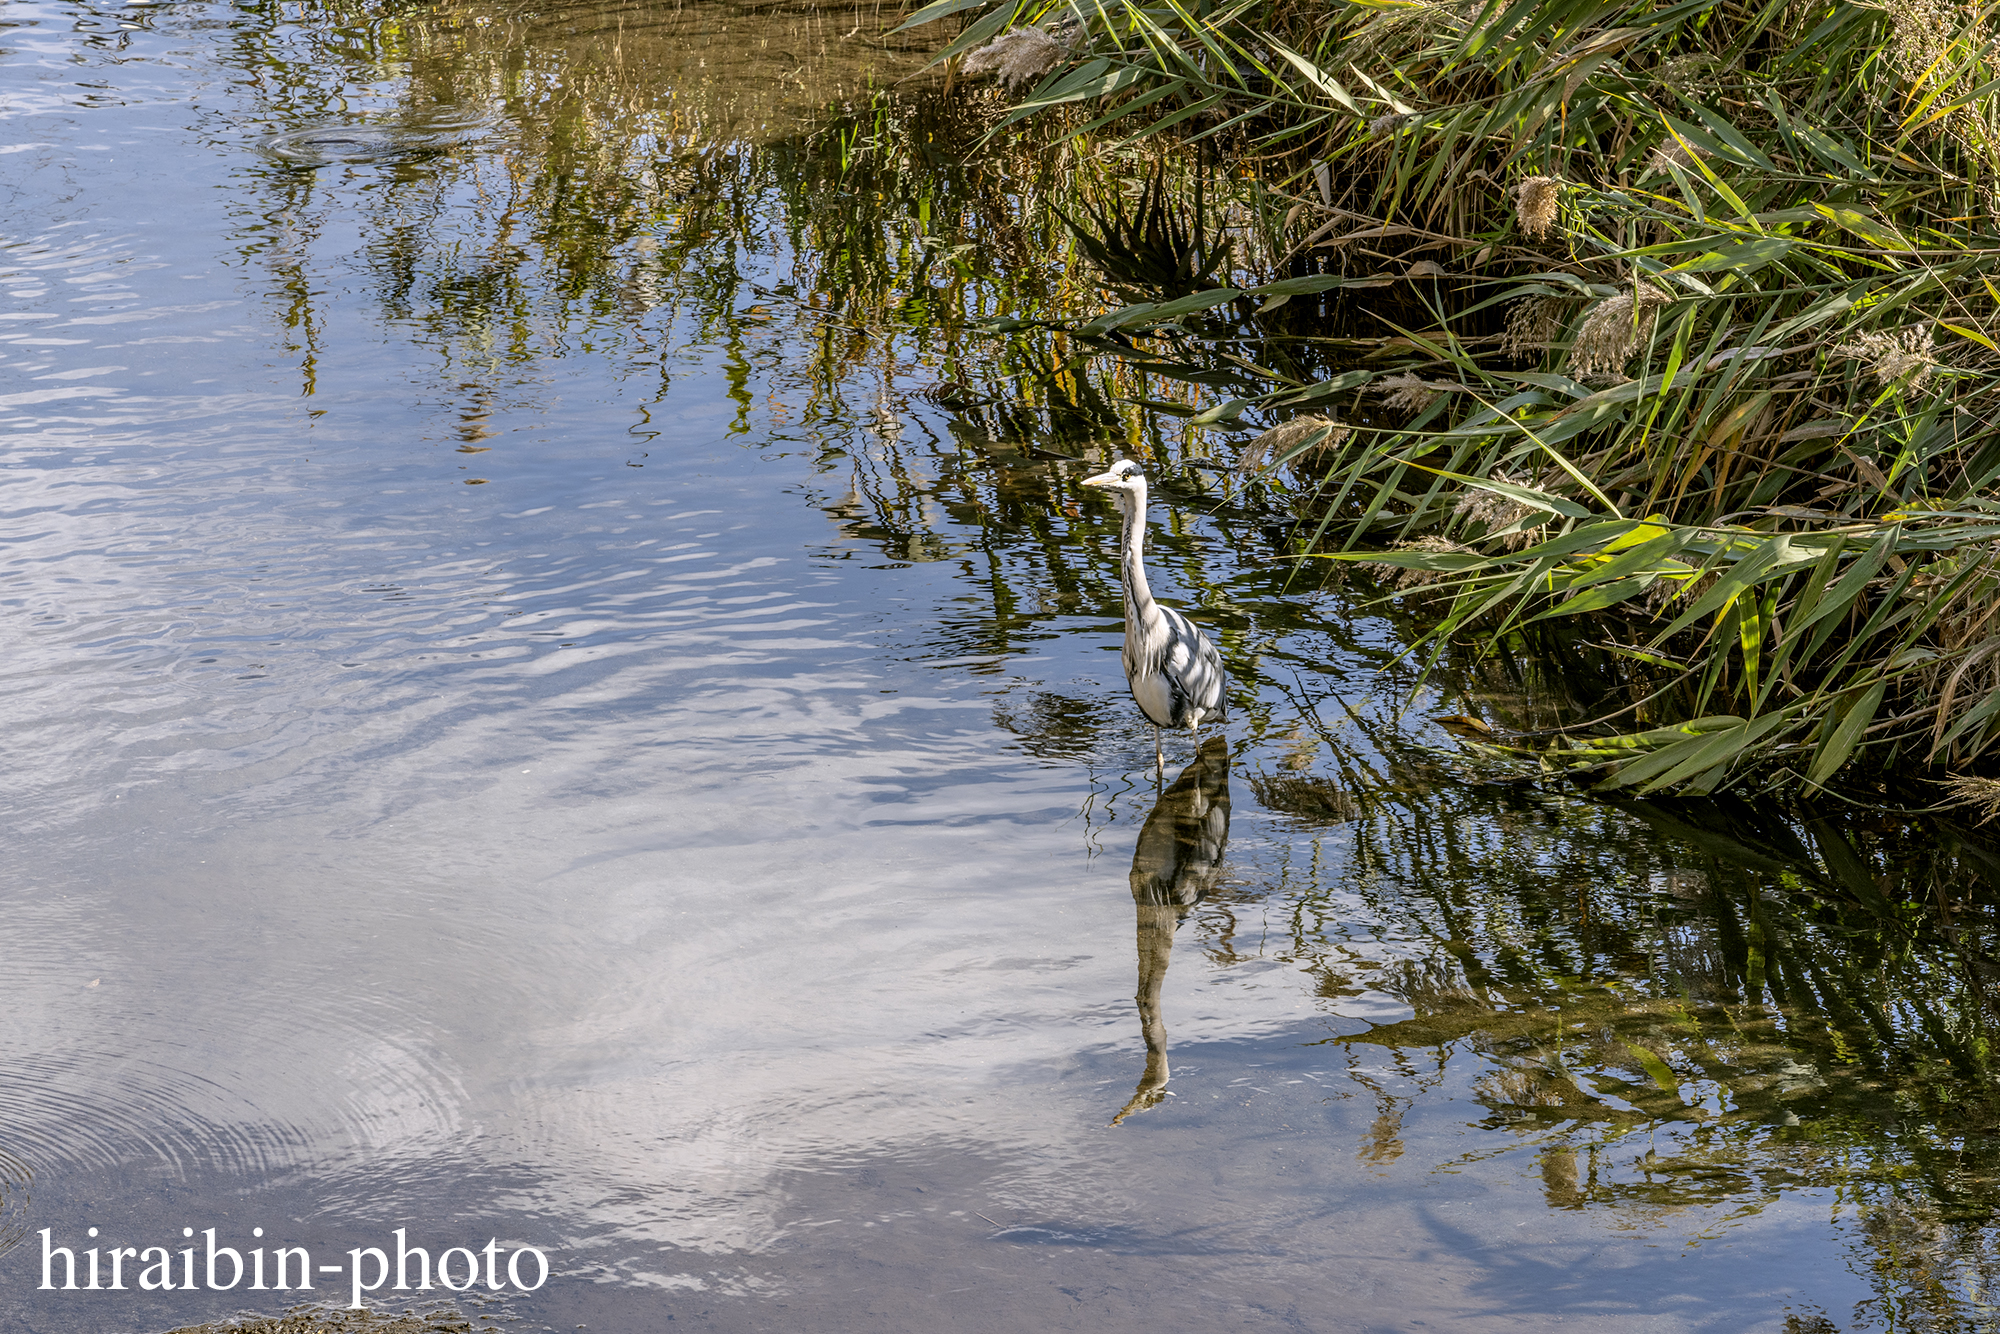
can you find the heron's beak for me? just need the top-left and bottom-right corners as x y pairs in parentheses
(1081, 470), (1119, 489)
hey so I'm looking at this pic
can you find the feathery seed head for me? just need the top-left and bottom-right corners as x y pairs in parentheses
(1943, 774), (2000, 824)
(1371, 535), (1474, 590)
(961, 28), (1066, 89)
(1646, 138), (1705, 176)
(1500, 294), (1568, 361)
(1378, 372), (1450, 414)
(1833, 325), (1938, 390)
(1887, 0), (1974, 86)
(1881, 0), (1999, 195)
(1567, 282), (1670, 382)
(1655, 54), (1719, 98)
(1454, 483), (1528, 528)
(1453, 473), (1543, 550)
(1513, 176), (1562, 239)
(1237, 415), (1350, 474)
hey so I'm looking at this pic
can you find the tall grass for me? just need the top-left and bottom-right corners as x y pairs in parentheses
(905, 0), (2000, 798)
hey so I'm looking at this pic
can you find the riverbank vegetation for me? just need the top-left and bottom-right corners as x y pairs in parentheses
(907, 0), (2000, 802)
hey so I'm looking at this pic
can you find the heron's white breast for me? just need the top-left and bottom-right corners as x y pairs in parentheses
(1128, 669), (1178, 728)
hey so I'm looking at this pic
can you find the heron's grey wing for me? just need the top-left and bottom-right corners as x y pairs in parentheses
(1158, 608), (1226, 726)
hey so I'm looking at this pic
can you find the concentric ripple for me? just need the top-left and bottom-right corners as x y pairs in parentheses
(259, 114), (489, 166)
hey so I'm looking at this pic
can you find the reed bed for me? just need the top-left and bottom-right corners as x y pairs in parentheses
(907, 0), (2000, 799)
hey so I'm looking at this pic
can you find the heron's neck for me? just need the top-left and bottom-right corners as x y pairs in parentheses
(1119, 492), (1157, 619)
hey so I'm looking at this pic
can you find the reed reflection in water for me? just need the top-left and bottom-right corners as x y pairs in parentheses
(1114, 737), (1231, 1126)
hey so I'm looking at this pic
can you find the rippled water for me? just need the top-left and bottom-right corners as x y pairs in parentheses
(4, 1), (1998, 1330)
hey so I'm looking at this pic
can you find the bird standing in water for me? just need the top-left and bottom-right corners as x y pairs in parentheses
(1082, 459), (1226, 778)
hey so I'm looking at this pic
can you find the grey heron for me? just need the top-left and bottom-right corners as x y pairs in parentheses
(1082, 458), (1226, 778)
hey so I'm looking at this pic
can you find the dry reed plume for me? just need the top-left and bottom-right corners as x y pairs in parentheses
(1883, 0), (2000, 213)
(1454, 478), (1536, 549)
(1645, 138), (1705, 175)
(1513, 176), (1561, 239)
(1377, 372), (1452, 412)
(1368, 535), (1474, 588)
(1237, 414), (1349, 472)
(961, 29), (1065, 89)
(1568, 282), (1670, 382)
(1500, 294), (1568, 360)
(1833, 326), (1939, 390)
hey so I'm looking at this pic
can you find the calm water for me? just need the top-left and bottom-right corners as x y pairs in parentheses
(4, 1), (1997, 1330)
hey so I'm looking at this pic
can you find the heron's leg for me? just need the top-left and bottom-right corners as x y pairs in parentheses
(1154, 727), (1164, 781)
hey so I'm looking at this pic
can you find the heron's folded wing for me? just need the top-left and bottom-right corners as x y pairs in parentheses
(1158, 608), (1225, 726)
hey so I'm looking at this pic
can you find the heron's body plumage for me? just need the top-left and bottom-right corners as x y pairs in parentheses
(1123, 604), (1223, 730)
(1085, 459), (1226, 774)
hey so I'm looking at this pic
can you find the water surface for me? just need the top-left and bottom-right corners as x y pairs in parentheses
(3, 1), (1997, 1330)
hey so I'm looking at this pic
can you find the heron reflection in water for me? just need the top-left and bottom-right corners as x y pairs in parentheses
(1112, 736), (1231, 1126)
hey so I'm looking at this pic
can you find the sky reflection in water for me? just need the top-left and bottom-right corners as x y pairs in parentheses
(1, 0), (1996, 1330)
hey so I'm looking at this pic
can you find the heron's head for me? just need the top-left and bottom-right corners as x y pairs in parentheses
(1081, 458), (1147, 503)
